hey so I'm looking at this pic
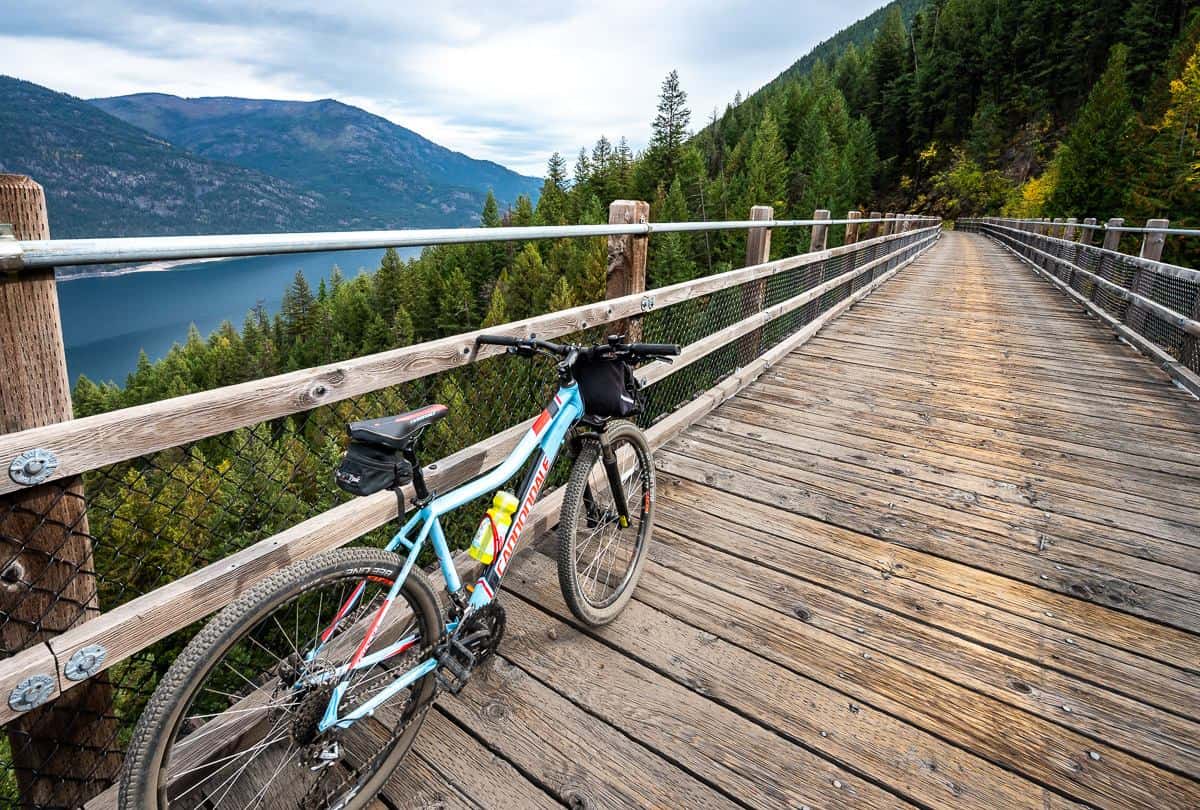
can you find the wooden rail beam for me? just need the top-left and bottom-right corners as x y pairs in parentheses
(0, 175), (120, 808)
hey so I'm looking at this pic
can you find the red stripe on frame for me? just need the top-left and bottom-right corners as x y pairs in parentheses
(531, 409), (551, 435)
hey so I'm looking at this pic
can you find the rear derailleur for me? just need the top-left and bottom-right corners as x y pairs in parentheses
(434, 600), (506, 695)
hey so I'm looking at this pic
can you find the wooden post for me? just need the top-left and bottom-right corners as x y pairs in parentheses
(737, 205), (773, 365)
(867, 211), (882, 240)
(1139, 218), (1169, 262)
(1127, 218), (1168, 333)
(810, 209), (830, 252)
(606, 200), (650, 341)
(883, 213), (896, 236)
(845, 211), (862, 245)
(0, 175), (121, 807)
(1102, 218), (1124, 252)
(1063, 217), (1078, 242)
(1052, 217), (1064, 238)
(1079, 217), (1097, 247)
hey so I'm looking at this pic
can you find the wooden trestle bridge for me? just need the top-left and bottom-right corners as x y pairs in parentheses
(0, 174), (1196, 808)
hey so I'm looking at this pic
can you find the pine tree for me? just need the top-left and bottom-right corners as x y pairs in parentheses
(480, 190), (501, 227)
(392, 305), (415, 346)
(648, 70), (692, 186)
(1049, 45), (1138, 217)
(745, 109), (788, 210)
(548, 276), (576, 312)
(280, 271), (315, 343)
(438, 267), (475, 335)
(361, 313), (392, 354)
(536, 152), (570, 225)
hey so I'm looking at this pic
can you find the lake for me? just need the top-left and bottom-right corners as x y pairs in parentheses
(55, 249), (424, 385)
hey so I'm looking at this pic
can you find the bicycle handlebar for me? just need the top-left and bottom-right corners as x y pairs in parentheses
(477, 334), (680, 362)
(626, 342), (681, 357)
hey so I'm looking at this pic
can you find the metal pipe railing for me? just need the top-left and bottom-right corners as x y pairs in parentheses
(0, 215), (934, 270)
(979, 216), (1200, 237)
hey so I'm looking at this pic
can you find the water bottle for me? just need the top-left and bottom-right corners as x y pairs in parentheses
(468, 490), (519, 564)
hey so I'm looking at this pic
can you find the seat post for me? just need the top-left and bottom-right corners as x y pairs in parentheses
(403, 443), (429, 502)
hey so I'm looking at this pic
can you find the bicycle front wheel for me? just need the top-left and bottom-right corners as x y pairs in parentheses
(119, 547), (442, 810)
(557, 419), (655, 626)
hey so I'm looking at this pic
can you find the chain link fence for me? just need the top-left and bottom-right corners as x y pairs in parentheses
(0, 222), (937, 807)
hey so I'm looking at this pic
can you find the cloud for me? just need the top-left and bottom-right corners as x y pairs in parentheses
(1, 0), (882, 175)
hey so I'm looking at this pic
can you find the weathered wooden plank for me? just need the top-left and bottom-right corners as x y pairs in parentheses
(683, 420), (1200, 568)
(653, 481), (1200, 719)
(438, 656), (742, 808)
(744, 381), (1200, 480)
(657, 448), (1200, 632)
(488, 580), (910, 808)
(644, 492), (1200, 778)
(706, 405), (1200, 546)
(733, 384), (1200, 497)
(634, 557), (1200, 809)
(506, 550), (1080, 809)
(400, 710), (560, 809)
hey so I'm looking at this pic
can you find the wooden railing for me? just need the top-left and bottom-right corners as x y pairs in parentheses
(0, 173), (938, 806)
(960, 217), (1200, 397)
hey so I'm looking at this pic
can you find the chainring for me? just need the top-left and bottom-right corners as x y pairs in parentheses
(457, 600), (507, 665)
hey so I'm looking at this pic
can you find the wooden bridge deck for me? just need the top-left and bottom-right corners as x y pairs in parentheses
(384, 231), (1200, 809)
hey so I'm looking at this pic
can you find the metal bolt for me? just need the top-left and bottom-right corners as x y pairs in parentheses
(0, 560), (25, 592)
(65, 644), (108, 681)
(9, 674), (55, 712)
(9, 448), (59, 486)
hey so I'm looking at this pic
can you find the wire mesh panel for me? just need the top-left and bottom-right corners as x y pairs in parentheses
(0, 222), (938, 805)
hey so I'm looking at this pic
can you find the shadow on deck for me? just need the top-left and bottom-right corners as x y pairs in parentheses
(383, 232), (1200, 809)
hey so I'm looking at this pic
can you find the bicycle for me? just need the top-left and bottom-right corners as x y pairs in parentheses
(119, 334), (680, 809)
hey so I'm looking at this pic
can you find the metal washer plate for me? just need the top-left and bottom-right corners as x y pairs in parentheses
(8, 448), (59, 486)
(9, 674), (55, 712)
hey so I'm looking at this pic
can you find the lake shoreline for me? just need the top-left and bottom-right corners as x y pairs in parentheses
(56, 256), (232, 282)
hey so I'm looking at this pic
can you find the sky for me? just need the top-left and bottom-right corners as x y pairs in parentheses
(1, 0), (884, 177)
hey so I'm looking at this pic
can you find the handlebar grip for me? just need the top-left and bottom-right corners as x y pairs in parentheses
(628, 342), (681, 356)
(476, 334), (523, 347)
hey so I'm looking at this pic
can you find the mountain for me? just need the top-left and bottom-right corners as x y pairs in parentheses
(760, 0), (927, 92)
(91, 94), (542, 230)
(0, 76), (331, 240)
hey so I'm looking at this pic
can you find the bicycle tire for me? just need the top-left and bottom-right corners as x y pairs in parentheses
(119, 547), (442, 810)
(557, 419), (655, 626)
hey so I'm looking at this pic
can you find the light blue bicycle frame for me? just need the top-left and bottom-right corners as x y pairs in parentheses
(310, 382), (585, 732)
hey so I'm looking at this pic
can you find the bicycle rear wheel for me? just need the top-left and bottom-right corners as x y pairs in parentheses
(119, 547), (442, 810)
(557, 419), (655, 626)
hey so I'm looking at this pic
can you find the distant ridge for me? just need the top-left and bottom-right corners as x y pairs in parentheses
(92, 93), (541, 229)
(0, 76), (541, 243)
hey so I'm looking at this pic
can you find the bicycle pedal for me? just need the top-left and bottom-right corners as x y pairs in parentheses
(434, 637), (476, 695)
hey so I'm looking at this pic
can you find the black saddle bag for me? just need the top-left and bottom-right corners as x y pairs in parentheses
(575, 356), (643, 417)
(335, 440), (413, 496)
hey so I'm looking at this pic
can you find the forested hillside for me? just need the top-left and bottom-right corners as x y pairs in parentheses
(693, 0), (1197, 229)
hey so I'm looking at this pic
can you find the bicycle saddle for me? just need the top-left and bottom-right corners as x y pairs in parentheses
(348, 404), (448, 449)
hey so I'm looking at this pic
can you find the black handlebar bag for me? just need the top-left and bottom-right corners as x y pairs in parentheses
(335, 441), (413, 496)
(574, 356), (643, 417)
